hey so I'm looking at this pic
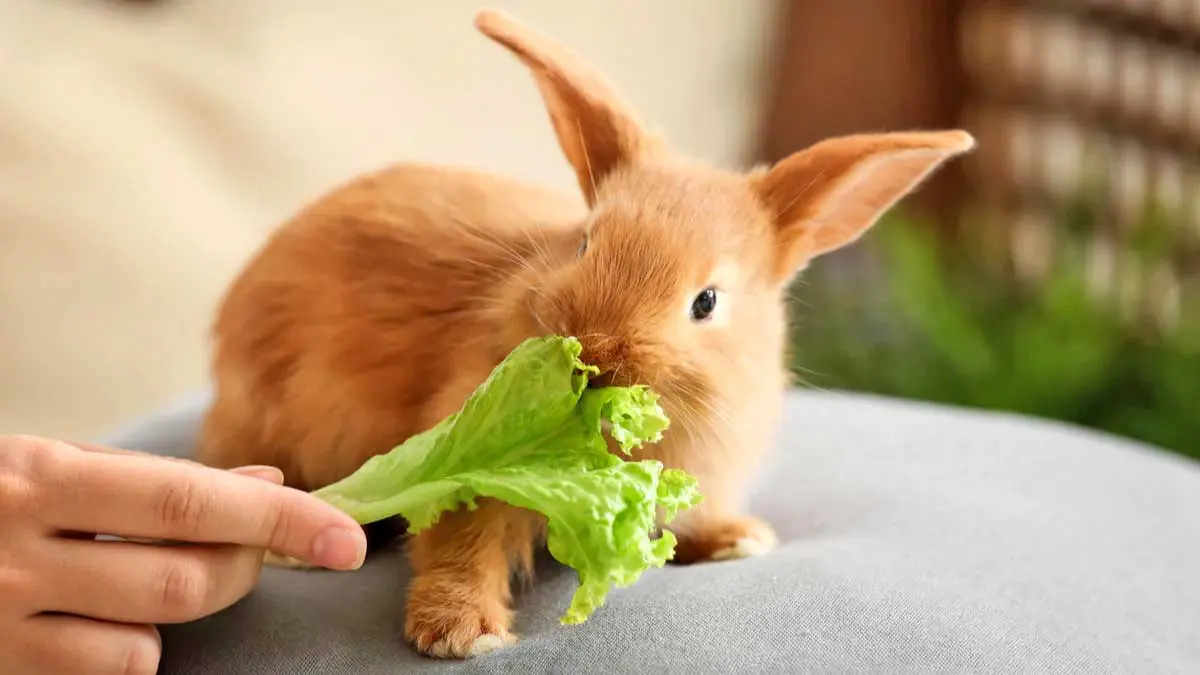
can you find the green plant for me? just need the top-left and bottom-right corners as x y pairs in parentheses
(788, 203), (1200, 461)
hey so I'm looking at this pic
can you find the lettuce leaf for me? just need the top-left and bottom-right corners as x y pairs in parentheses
(312, 335), (702, 623)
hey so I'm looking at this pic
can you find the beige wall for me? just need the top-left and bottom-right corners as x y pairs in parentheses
(0, 0), (782, 439)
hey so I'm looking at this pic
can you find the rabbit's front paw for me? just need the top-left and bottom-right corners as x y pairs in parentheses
(672, 516), (778, 564)
(405, 577), (516, 659)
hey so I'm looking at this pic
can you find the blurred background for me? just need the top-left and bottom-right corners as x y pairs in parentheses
(771, 0), (1200, 462)
(1, 1), (1196, 462)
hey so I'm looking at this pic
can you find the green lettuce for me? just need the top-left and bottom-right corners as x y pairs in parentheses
(312, 335), (702, 623)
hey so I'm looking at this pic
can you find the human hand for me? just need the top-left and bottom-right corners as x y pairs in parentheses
(0, 434), (366, 674)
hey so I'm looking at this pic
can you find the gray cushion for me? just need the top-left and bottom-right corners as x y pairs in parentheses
(102, 390), (1200, 674)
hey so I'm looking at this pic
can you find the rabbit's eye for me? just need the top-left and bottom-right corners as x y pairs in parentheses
(577, 236), (588, 258)
(690, 287), (718, 322)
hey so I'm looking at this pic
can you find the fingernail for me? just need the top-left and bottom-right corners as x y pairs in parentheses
(230, 465), (285, 484)
(312, 526), (366, 570)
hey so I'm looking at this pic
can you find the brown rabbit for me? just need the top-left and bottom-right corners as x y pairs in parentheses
(197, 8), (974, 659)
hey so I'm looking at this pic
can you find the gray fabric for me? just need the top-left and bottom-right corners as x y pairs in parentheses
(101, 390), (1200, 674)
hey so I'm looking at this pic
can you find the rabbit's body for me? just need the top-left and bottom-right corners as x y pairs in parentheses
(200, 159), (788, 655)
(199, 163), (588, 490)
(198, 8), (973, 660)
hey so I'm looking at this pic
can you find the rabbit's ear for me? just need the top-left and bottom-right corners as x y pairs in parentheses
(475, 9), (661, 206)
(751, 131), (975, 283)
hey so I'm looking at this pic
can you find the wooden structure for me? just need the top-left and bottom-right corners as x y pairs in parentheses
(758, 0), (1200, 324)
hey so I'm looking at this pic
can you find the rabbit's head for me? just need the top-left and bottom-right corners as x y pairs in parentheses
(478, 9), (974, 428)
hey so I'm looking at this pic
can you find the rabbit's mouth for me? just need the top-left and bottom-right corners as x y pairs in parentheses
(586, 369), (616, 389)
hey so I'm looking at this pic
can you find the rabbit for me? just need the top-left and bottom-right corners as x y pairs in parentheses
(195, 7), (975, 660)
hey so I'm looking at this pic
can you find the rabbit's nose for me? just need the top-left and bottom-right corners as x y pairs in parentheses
(577, 334), (631, 387)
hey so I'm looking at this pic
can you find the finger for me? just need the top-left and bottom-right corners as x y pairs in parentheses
(64, 440), (148, 456)
(86, 468), (282, 547)
(35, 538), (263, 625)
(61, 460), (282, 545)
(5, 614), (160, 675)
(64, 443), (282, 483)
(228, 465), (286, 484)
(33, 442), (365, 570)
(64, 440), (198, 465)
(64, 467), (282, 545)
